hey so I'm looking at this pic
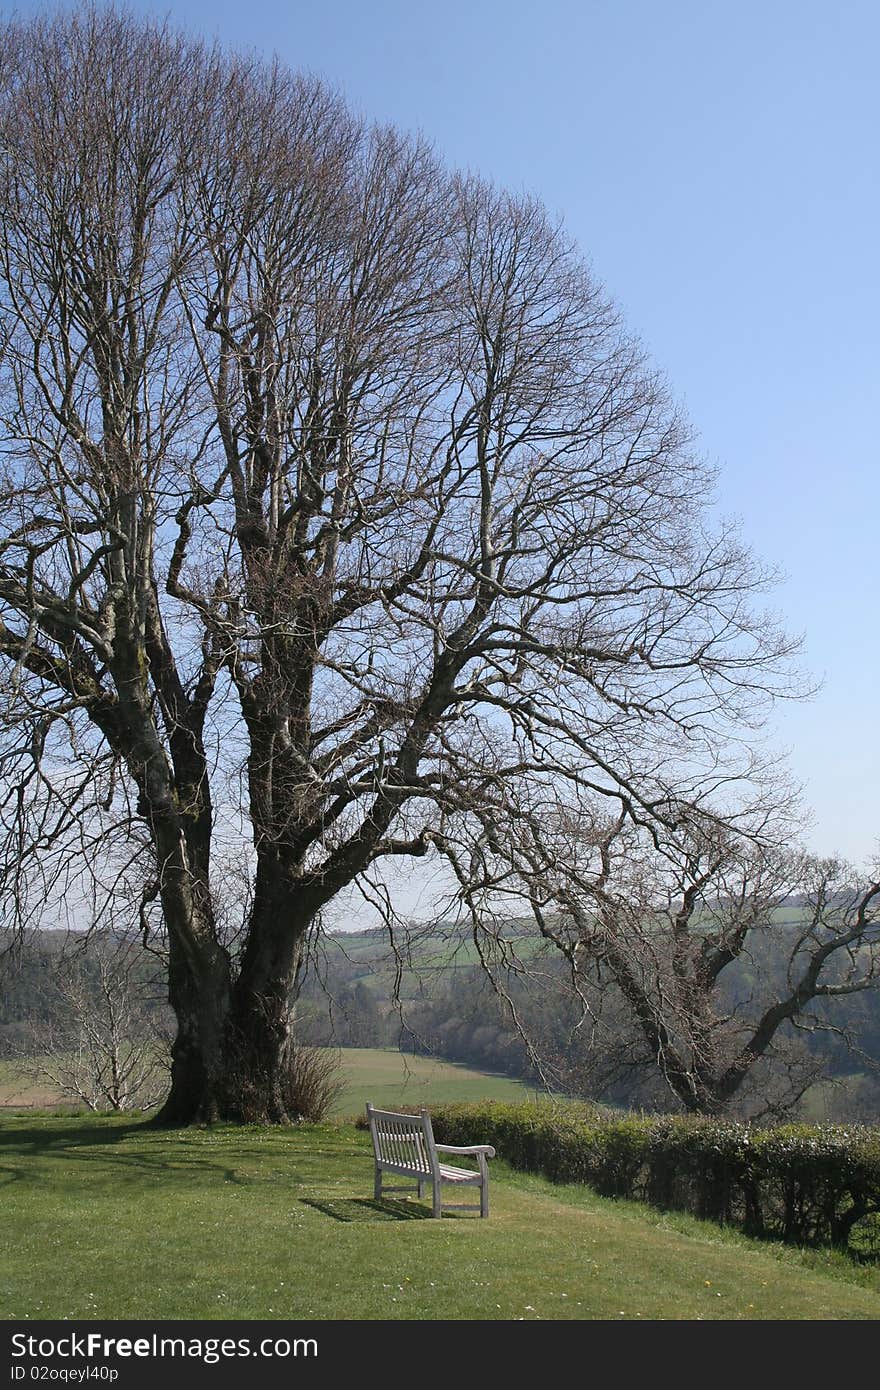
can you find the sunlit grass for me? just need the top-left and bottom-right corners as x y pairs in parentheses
(329, 1047), (542, 1118)
(1, 1114), (879, 1321)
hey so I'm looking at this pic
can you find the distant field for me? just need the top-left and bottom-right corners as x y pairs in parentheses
(315, 927), (548, 998)
(799, 1073), (872, 1124)
(331, 1048), (540, 1118)
(0, 1057), (75, 1109)
(0, 1048), (540, 1116)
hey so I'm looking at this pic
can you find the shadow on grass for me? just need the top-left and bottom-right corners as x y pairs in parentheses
(301, 1197), (433, 1223)
(0, 1117), (254, 1189)
(0, 1118), (147, 1153)
(0, 1115), (379, 1202)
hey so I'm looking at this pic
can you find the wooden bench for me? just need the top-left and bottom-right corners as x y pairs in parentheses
(366, 1102), (495, 1218)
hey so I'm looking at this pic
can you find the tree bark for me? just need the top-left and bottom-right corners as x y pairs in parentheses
(147, 811), (232, 1125)
(153, 933), (230, 1125)
(219, 860), (310, 1123)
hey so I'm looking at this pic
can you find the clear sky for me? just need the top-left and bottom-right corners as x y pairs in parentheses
(11, 0), (879, 867)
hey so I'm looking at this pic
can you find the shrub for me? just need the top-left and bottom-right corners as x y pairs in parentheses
(427, 1102), (880, 1254)
(281, 1044), (344, 1122)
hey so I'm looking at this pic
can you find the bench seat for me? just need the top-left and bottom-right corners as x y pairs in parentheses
(366, 1103), (495, 1218)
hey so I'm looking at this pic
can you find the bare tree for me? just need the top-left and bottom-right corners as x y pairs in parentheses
(16, 940), (169, 1112)
(482, 806), (880, 1116)
(0, 6), (801, 1122)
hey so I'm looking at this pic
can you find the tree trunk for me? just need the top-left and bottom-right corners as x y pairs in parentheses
(152, 919), (232, 1127)
(220, 1002), (293, 1124)
(219, 862), (310, 1122)
(151, 846), (312, 1125)
(157, 1032), (215, 1126)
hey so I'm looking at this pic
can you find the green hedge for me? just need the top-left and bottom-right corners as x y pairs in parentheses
(425, 1102), (880, 1253)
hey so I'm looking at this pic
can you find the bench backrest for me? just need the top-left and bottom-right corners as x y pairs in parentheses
(366, 1103), (437, 1176)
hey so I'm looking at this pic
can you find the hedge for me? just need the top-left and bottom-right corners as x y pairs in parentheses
(422, 1102), (880, 1253)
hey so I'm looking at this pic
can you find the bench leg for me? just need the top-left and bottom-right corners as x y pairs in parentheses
(479, 1155), (489, 1217)
(374, 1166), (382, 1201)
(432, 1175), (442, 1218)
(417, 1179), (425, 1199)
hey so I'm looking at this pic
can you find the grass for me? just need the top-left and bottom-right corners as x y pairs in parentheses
(2, 1112), (879, 1321)
(329, 1047), (540, 1118)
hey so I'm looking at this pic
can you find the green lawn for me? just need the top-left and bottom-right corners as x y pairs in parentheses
(1, 1113), (879, 1321)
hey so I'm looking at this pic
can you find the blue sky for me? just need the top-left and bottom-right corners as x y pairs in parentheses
(12, 0), (879, 865)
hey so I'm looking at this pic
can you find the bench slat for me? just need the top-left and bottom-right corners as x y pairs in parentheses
(375, 1161), (431, 1180)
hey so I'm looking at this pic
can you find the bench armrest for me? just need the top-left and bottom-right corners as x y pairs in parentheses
(434, 1143), (496, 1158)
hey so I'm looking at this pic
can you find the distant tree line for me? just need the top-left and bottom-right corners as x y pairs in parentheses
(287, 908), (880, 1122)
(3, 910), (878, 1122)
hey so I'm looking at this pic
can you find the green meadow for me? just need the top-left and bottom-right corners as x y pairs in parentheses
(329, 1047), (539, 1117)
(2, 1112), (879, 1321)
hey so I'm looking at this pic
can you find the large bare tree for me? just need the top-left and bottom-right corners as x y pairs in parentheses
(0, 6), (799, 1121)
